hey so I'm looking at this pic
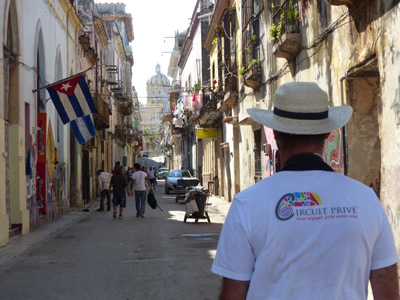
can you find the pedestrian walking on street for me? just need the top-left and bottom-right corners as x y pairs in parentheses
(126, 167), (133, 187)
(147, 167), (157, 189)
(96, 168), (113, 211)
(212, 82), (399, 299)
(131, 163), (153, 218)
(112, 161), (120, 174)
(109, 166), (132, 219)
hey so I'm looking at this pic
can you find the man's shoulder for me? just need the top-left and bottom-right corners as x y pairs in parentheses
(132, 171), (145, 178)
(236, 170), (373, 201)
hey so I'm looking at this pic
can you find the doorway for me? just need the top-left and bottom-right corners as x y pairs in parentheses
(346, 59), (381, 197)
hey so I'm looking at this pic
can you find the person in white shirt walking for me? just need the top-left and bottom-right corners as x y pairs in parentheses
(212, 82), (399, 300)
(147, 167), (157, 190)
(96, 168), (113, 211)
(131, 163), (153, 218)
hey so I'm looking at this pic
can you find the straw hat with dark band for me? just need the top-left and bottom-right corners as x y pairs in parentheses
(247, 82), (353, 135)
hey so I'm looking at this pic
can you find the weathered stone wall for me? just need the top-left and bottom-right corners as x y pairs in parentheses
(254, 1), (400, 256)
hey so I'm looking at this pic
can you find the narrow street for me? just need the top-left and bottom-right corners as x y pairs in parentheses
(0, 181), (229, 300)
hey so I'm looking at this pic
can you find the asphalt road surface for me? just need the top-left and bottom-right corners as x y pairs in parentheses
(0, 180), (226, 300)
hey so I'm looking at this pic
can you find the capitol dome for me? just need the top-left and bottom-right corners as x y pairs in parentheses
(147, 64), (170, 86)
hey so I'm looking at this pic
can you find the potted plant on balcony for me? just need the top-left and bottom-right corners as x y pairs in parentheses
(285, 0), (300, 33)
(269, 0), (299, 41)
(269, 23), (282, 42)
(251, 34), (258, 44)
(270, 0), (302, 61)
(241, 59), (262, 90)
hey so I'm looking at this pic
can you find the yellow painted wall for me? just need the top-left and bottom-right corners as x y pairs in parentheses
(0, 121), (8, 245)
(8, 125), (29, 234)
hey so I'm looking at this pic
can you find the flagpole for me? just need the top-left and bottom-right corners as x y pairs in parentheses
(32, 63), (97, 93)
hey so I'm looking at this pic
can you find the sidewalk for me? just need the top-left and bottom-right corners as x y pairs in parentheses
(0, 201), (96, 275)
(207, 194), (231, 219)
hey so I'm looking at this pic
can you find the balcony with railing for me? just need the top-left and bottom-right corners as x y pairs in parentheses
(169, 80), (181, 99)
(193, 89), (221, 125)
(126, 125), (139, 144)
(270, 0), (302, 61)
(106, 65), (125, 97)
(93, 95), (110, 130)
(116, 97), (134, 116)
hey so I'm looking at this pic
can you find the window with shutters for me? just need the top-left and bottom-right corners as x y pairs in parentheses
(223, 10), (237, 92)
(241, 0), (263, 66)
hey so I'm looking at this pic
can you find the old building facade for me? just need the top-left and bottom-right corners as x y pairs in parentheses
(0, 0), (138, 246)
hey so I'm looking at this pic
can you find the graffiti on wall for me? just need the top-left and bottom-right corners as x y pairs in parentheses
(323, 129), (344, 174)
(47, 122), (56, 184)
(391, 80), (400, 126)
(264, 127), (278, 177)
(27, 133), (39, 229)
(36, 113), (47, 215)
(46, 121), (60, 221)
(387, 204), (400, 231)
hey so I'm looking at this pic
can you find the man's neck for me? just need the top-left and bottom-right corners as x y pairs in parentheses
(280, 150), (323, 167)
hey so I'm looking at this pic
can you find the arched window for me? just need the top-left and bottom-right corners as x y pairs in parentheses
(36, 28), (46, 113)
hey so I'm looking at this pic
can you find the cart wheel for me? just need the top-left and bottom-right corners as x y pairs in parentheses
(184, 215), (187, 223)
(206, 212), (211, 223)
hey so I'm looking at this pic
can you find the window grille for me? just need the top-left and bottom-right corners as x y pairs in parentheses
(241, 0), (263, 66)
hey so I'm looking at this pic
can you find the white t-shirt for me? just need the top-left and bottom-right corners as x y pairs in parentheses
(147, 170), (155, 179)
(131, 171), (148, 191)
(98, 172), (113, 190)
(212, 171), (398, 300)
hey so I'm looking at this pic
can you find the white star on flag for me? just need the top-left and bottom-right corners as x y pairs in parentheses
(61, 82), (72, 92)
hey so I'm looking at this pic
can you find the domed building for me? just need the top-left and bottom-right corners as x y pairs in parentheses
(140, 64), (170, 158)
(146, 64), (170, 108)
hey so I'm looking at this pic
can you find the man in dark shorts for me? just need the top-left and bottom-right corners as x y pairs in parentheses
(109, 166), (132, 219)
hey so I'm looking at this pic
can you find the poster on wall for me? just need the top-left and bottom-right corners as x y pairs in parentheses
(264, 127), (278, 177)
(323, 128), (344, 174)
(36, 113), (47, 214)
(46, 121), (56, 184)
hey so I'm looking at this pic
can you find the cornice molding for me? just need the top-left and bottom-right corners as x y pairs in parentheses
(94, 19), (108, 47)
(99, 13), (133, 42)
(204, 0), (230, 51)
(58, 0), (84, 31)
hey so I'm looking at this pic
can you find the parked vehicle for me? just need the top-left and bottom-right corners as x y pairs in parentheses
(165, 169), (198, 194)
(157, 168), (169, 179)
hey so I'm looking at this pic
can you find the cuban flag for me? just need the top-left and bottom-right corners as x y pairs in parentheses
(70, 114), (96, 145)
(46, 74), (97, 124)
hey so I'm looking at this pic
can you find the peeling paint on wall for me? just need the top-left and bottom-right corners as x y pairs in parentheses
(386, 204), (400, 255)
(390, 78), (400, 126)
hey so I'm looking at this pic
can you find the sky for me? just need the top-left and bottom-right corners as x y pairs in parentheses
(95, 0), (198, 104)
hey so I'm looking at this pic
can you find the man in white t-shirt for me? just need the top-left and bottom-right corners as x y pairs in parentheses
(147, 167), (156, 190)
(212, 82), (399, 299)
(131, 163), (153, 218)
(96, 168), (113, 211)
